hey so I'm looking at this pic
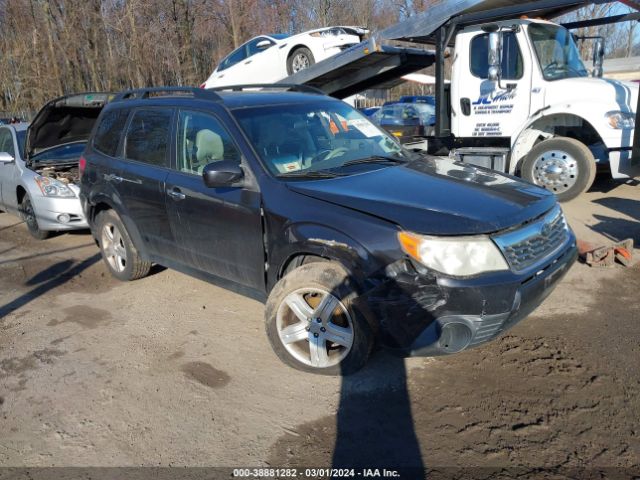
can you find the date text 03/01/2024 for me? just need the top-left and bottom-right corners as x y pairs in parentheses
(232, 468), (401, 478)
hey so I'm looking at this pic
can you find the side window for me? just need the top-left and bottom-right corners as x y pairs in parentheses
(0, 129), (14, 156)
(218, 47), (247, 71)
(470, 32), (523, 80)
(124, 109), (173, 167)
(176, 110), (241, 175)
(93, 109), (129, 157)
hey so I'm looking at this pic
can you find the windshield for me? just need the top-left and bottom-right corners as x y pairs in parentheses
(232, 100), (409, 178)
(371, 103), (435, 126)
(528, 23), (588, 81)
(31, 142), (86, 164)
(16, 130), (26, 159)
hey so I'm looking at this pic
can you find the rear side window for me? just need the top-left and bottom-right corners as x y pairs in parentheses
(93, 109), (129, 157)
(470, 32), (523, 80)
(124, 109), (173, 167)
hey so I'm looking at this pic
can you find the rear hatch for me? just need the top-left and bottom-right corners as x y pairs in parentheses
(26, 92), (114, 184)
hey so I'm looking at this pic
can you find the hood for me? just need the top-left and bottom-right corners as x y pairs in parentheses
(287, 157), (557, 235)
(544, 77), (638, 113)
(27, 92), (114, 159)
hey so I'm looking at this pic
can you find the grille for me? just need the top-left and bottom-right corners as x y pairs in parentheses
(493, 207), (569, 273)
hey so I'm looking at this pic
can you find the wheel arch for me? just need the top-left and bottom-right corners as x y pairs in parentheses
(88, 196), (150, 261)
(510, 112), (604, 175)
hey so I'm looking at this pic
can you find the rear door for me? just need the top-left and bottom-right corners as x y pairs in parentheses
(164, 108), (265, 290)
(119, 107), (180, 262)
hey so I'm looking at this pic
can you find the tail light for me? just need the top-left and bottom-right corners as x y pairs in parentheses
(199, 82), (206, 89)
(79, 155), (87, 179)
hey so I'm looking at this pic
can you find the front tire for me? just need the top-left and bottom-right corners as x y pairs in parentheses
(95, 209), (151, 281)
(265, 262), (373, 375)
(19, 193), (51, 240)
(287, 47), (315, 75)
(522, 137), (596, 202)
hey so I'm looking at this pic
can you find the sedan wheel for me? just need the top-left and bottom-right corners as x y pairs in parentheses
(286, 47), (315, 75)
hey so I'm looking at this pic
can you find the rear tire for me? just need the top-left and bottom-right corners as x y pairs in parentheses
(522, 137), (596, 202)
(265, 262), (373, 375)
(287, 47), (315, 75)
(95, 209), (151, 281)
(19, 193), (51, 240)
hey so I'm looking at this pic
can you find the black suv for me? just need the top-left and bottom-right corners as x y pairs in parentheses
(80, 86), (578, 375)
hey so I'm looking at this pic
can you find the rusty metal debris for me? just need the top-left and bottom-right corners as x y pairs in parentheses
(577, 238), (634, 267)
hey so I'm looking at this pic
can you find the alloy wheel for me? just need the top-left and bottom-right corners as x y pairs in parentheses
(101, 222), (127, 273)
(532, 150), (578, 194)
(276, 288), (354, 368)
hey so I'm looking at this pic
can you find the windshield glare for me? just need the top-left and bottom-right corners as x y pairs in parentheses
(528, 23), (588, 81)
(232, 101), (408, 177)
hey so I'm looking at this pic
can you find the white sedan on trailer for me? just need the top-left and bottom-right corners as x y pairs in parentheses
(201, 27), (368, 88)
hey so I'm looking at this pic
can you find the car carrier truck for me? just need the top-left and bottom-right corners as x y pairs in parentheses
(280, 0), (640, 201)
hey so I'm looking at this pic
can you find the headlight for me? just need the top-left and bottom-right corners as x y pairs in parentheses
(398, 231), (509, 276)
(34, 176), (76, 198)
(606, 111), (635, 129)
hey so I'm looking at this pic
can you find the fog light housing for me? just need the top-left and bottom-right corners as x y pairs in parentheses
(57, 213), (71, 224)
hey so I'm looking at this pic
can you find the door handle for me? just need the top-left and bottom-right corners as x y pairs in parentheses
(460, 98), (471, 116)
(105, 174), (123, 183)
(167, 188), (186, 201)
(244, 60), (252, 64)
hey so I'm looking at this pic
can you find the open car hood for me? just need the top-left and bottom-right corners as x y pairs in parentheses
(27, 92), (115, 159)
(287, 157), (557, 235)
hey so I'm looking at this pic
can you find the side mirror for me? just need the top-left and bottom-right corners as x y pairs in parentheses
(256, 40), (271, 50)
(202, 160), (244, 188)
(487, 31), (503, 82)
(592, 37), (605, 78)
(0, 152), (14, 163)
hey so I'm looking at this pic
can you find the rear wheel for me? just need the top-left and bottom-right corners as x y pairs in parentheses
(287, 47), (315, 75)
(19, 193), (51, 240)
(95, 209), (151, 281)
(522, 137), (596, 202)
(265, 262), (373, 375)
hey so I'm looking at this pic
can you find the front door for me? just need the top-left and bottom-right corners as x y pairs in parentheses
(0, 127), (18, 209)
(165, 108), (265, 290)
(454, 28), (532, 141)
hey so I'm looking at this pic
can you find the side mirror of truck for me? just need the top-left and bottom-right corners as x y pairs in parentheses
(487, 31), (503, 83)
(202, 160), (244, 188)
(592, 37), (604, 78)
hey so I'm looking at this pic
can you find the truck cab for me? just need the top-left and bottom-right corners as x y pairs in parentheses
(450, 18), (639, 201)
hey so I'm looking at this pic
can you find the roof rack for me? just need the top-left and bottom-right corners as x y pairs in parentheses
(209, 84), (325, 95)
(112, 86), (222, 103)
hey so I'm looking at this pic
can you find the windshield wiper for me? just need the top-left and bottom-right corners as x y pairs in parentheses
(276, 170), (345, 179)
(339, 155), (408, 167)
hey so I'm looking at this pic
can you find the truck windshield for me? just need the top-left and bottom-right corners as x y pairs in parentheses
(528, 23), (588, 81)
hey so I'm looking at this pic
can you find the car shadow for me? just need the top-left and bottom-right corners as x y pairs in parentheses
(330, 270), (428, 479)
(0, 253), (101, 320)
(591, 197), (640, 222)
(588, 214), (640, 246)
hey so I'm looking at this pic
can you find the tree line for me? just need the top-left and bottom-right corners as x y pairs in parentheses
(0, 0), (637, 116)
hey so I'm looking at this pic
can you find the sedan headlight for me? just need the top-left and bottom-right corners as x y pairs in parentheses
(398, 231), (509, 276)
(34, 176), (76, 198)
(606, 111), (635, 129)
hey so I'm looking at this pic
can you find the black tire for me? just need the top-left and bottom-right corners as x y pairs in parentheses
(265, 262), (373, 375)
(19, 193), (51, 240)
(521, 137), (596, 202)
(95, 209), (151, 281)
(286, 47), (315, 75)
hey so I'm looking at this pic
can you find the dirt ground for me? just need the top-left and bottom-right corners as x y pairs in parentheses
(0, 176), (639, 478)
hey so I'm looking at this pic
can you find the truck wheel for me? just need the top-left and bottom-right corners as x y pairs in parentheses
(19, 193), (51, 240)
(522, 137), (596, 202)
(287, 47), (315, 75)
(95, 209), (151, 281)
(265, 262), (373, 375)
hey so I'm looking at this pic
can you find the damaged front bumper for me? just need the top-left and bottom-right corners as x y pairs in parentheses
(356, 238), (578, 357)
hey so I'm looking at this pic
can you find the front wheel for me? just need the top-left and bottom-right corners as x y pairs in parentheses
(521, 137), (596, 202)
(95, 209), (151, 281)
(265, 262), (373, 375)
(287, 47), (315, 75)
(19, 193), (51, 240)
